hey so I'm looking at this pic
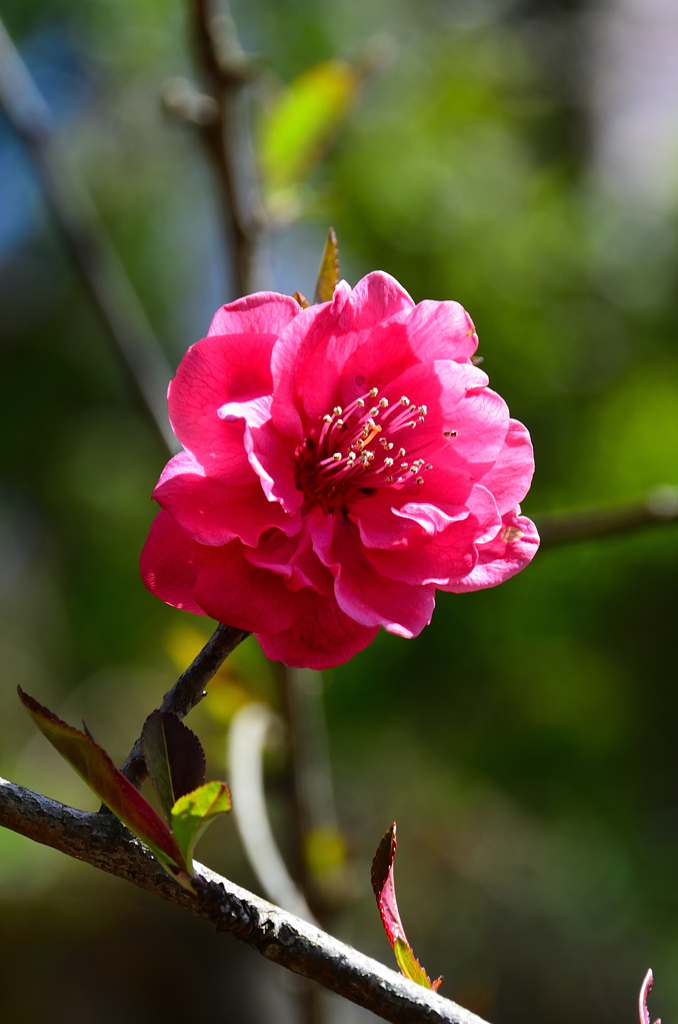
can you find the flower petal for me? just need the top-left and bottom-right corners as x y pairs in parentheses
(192, 539), (305, 634)
(449, 508), (540, 592)
(153, 451), (301, 547)
(256, 598), (378, 669)
(477, 419), (535, 514)
(207, 291), (300, 338)
(313, 513), (437, 638)
(140, 510), (205, 615)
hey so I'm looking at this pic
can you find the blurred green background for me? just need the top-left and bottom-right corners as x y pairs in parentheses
(1, 0), (678, 1022)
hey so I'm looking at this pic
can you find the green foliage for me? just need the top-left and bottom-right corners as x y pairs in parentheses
(170, 782), (232, 869)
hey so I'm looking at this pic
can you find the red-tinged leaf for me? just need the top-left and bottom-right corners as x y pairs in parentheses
(314, 227), (339, 304)
(640, 970), (661, 1024)
(371, 822), (408, 946)
(293, 291), (309, 308)
(371, 822), (443, 993)
(17, 687), (191, 886)
(141, 710), (206, 821)
(170, 781), (231, 870)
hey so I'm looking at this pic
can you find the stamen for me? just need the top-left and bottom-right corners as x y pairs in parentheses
(426, 463), (433, 470)
(384, 457), (394, 467)
(443, 430), (457, 438)
(333, 406), (342, 416)
(369, 387), (378, 397)
(418, 405), (427, 415)
(379, 398), (389, 408)
(401, 462), (409, 469)
(356, 398), (365, 408)
(333, 453), (342, 461)
(369, 407), (379, 417)
(416, 476), (424, 484)
(323, 414), (332, 423)
(400, 396), (410, 405)
(398, 448), (406, 457)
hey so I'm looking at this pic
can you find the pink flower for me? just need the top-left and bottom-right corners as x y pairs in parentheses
(141, 272), (538, 669)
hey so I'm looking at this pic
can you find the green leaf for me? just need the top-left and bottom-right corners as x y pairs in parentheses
(314, 228), (339, 304)
(170, 781), (231, 870)
(17, 687), (191, 887)
(141, 710), (206, 821)
(259, 59), (359, 194)
(394, 938), (438, 990)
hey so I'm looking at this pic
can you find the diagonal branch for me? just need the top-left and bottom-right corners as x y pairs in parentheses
(0, 776), (488, 1024)
(120, 623), (250, 788)
(535, 485), (678, 547)
(0, 16), (178, 455)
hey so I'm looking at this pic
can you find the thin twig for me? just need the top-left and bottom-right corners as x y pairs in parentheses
(188, 0), (264, 295)
(0, 776), (488, 1024)
(535, 485), (678, 547)
(121, 623), (249, 787)
(0, 17), (178, 454)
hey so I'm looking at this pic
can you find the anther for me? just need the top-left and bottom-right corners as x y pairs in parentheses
(323, 414), (332, 423)
(401, 462), (409, 469)
(369, 387), (378, 397)
(380, 438), (389, 447)
(369, 407), (379, 417)
(387, 443), (394, 450)
(443, 430), (457, 438)
(398, 448), (406, 457)
(426, 463), (433, 470)
(386, 476), (393, 483)
(408, 421), (417, 428)
(379, 398), (389, 408)
(357, 398), (365, 408)
(348, 452), (356, 462)
(332, 453), (342, 461)
(418, 416), (425, 423)
(333, 406), (342, 416)
(384, 457), (394, 467)
(416, 476), (424, 484)
(400, 396), (410, 405)
(336, 419), (344, 427)
(418, 405), (427, 415)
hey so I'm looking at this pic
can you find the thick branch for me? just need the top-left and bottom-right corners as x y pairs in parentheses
(121, 623), (249, 787)
(535, 485), (678, 547)
(0, 777), (487, 1024)
(0, 17), (178, 455)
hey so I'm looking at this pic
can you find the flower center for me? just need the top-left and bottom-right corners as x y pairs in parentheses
(294, 385), (454, 514)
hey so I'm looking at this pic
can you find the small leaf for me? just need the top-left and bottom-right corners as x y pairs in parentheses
(293, 291), (309, 309)
(371, 822), (407, 947)
(371, 822), (443, 992)
(314, 228), (339, 304)
(170, 781), (231, 870)
(259, 59), (359, 194)
(17, 687), (191, 886)
(141, 710), (206, 820)
(640, 970), (661, 1024)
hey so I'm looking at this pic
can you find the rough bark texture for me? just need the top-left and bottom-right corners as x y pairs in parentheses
(0, 776), (489, 1024)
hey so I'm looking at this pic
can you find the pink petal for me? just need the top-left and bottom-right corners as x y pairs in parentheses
(272, 273), (414, 437)
(207, 291), (300, 337)
(312, 513), (437, 638)
(218, 396), (302, 514)
(153, 454), (301, 547)
(244, 527), (334, 596)
(192, 539), (306, 634)
(477, 419), (535, 514)
(140, 510), (205, 615)
(256, 597), (379, 669)
(390, 298), (478, 364)
(168, 332), (278, 469)
(449, 508), (539, 592)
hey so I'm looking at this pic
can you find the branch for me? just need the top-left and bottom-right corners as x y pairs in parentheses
(188, 0), (264, 296)
(535, 485), (678, 547)
(0, 777), (488, 1024)
(0, 17), (178, 455)
(121, 623), (249, 787)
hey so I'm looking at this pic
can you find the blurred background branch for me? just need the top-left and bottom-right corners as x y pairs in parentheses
(535, 486), (678, 546)
(0, 16), (178, 454)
